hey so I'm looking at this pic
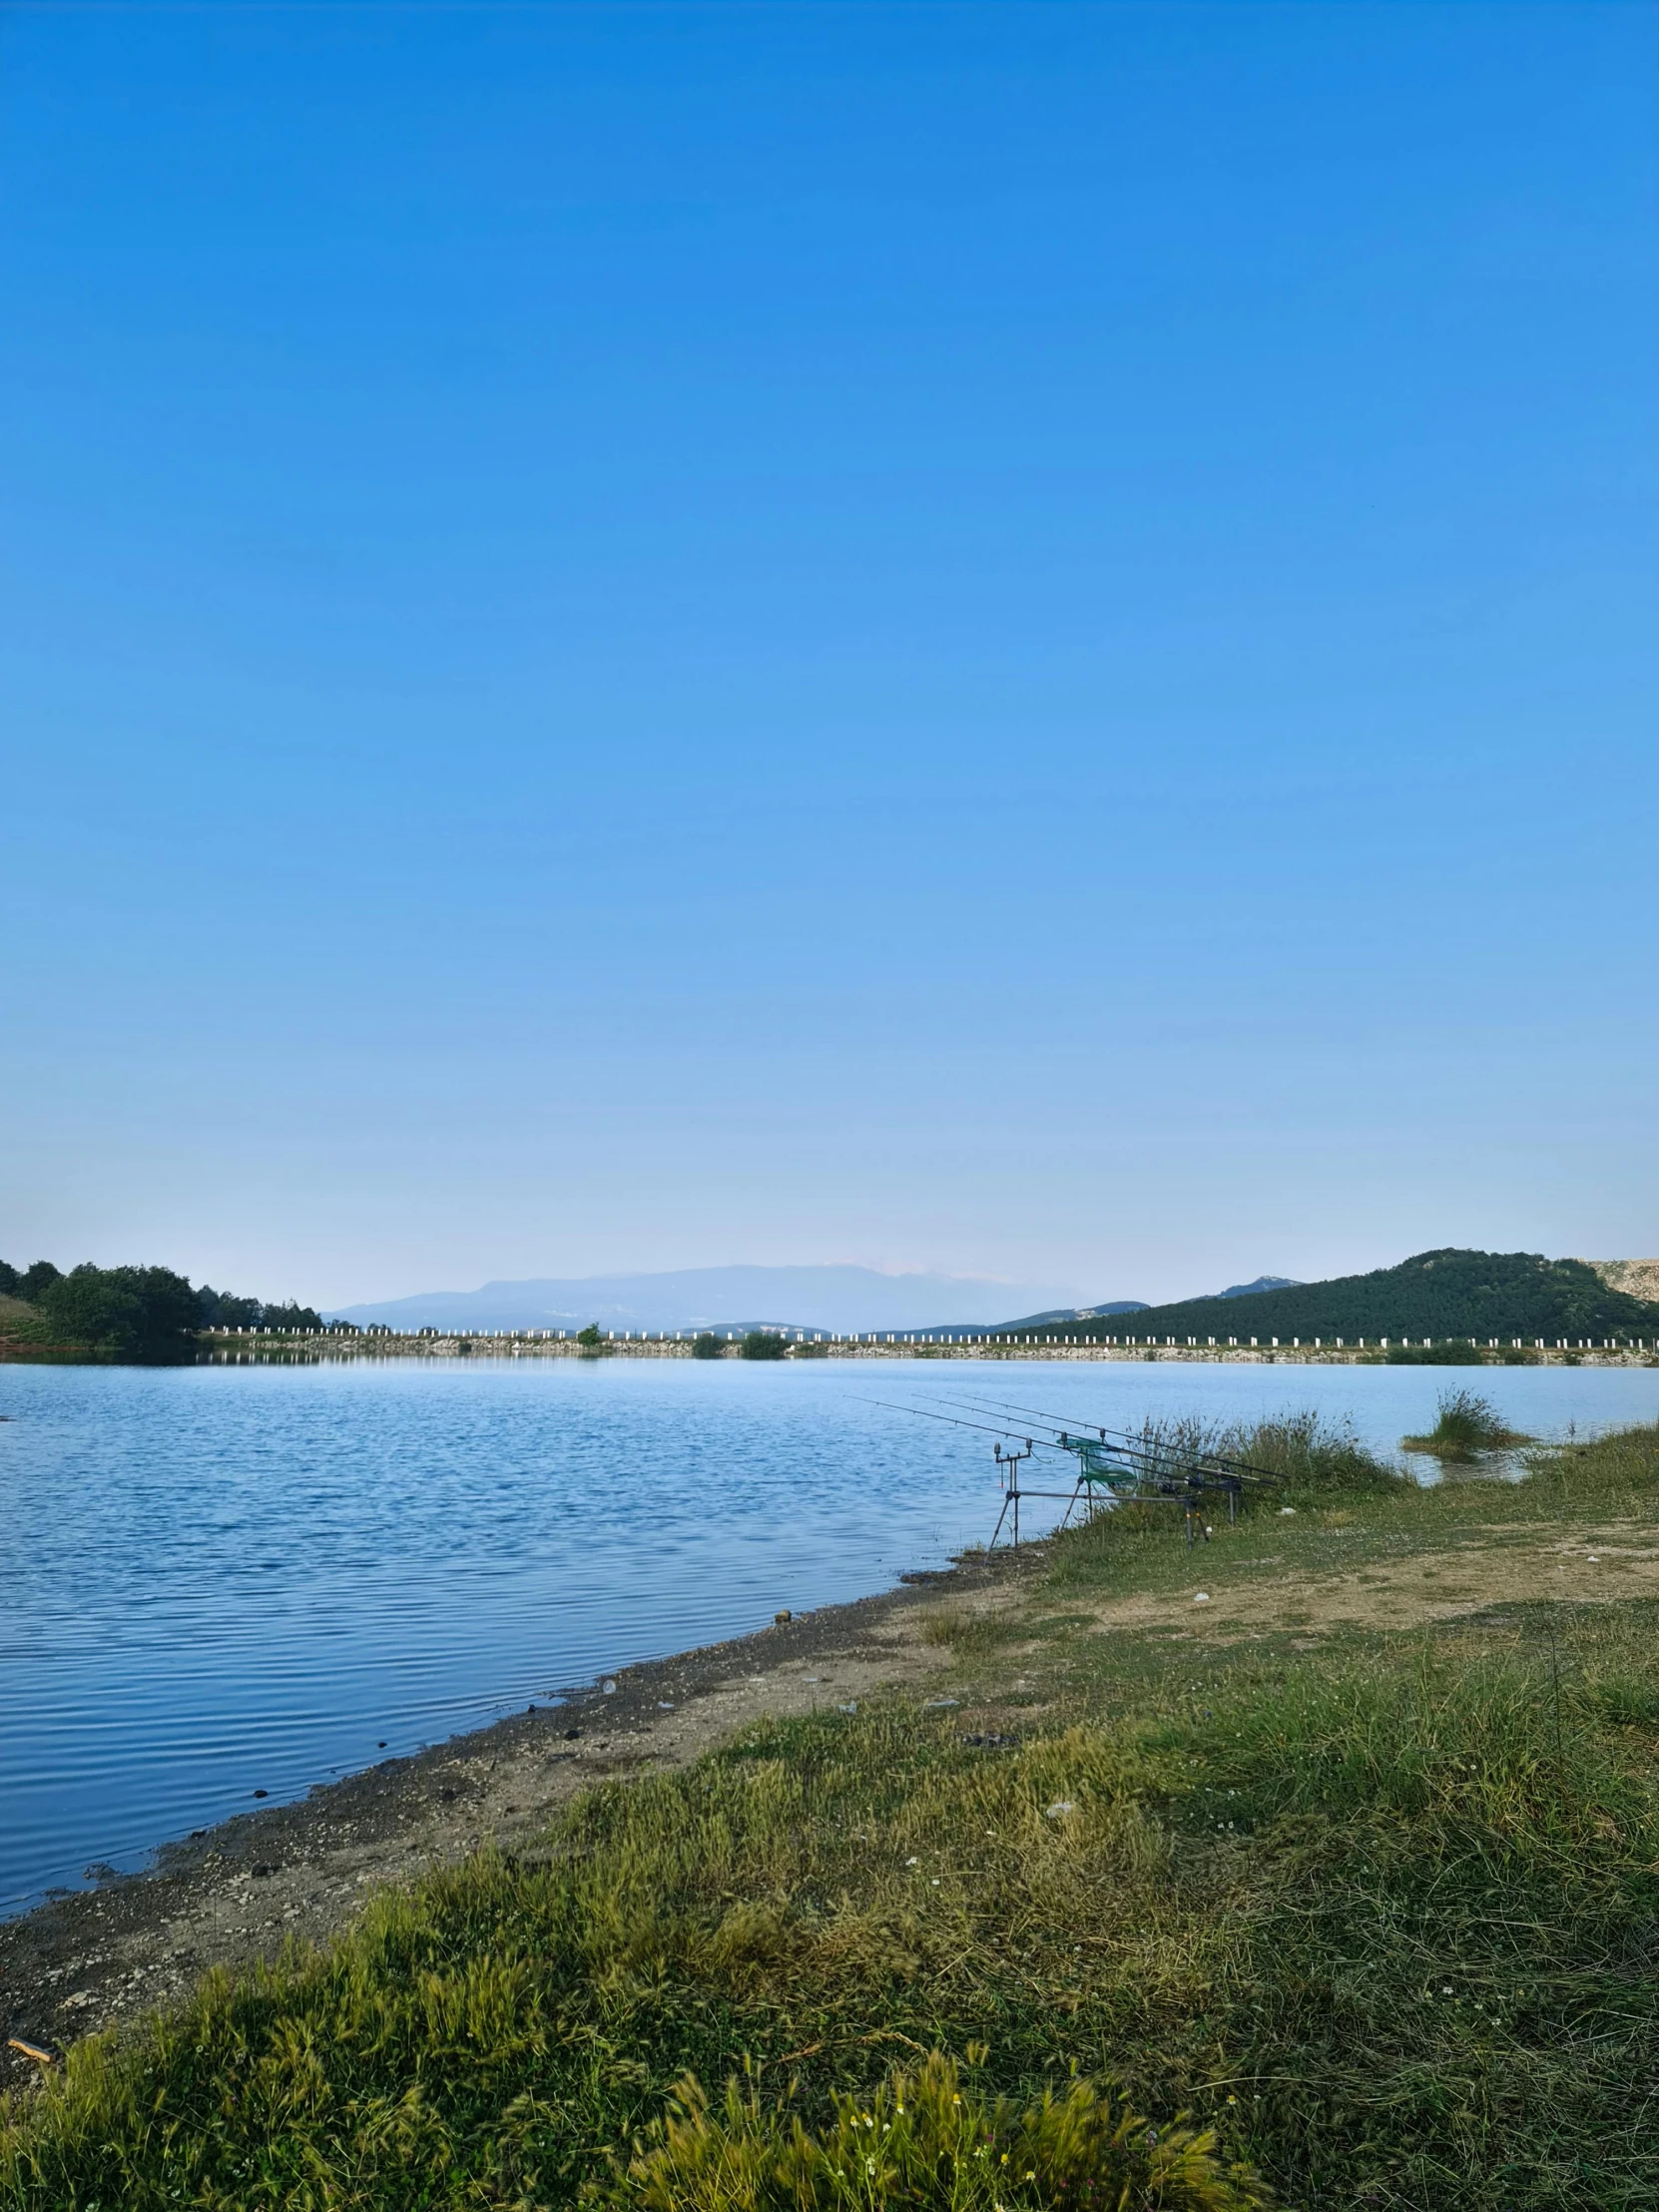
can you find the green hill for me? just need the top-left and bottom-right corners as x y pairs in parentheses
(1009, 1248), (1659, 1347)
(0, 1259), (327, 1363)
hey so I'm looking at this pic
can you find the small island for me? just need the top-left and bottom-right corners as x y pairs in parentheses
(1401, 1386), (1534, 1458)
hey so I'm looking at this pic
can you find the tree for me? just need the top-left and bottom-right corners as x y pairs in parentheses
(4, 1257), (333, 1358)
(197, 1285), (265, 1329)
(260, 1301), (323, 1332)
(740, 1330), (790, 1361)
(39, 1264), (202, 1362)
(196, 1287), (322, 1332)
(691, 1332), (724, 1360)
(575, 1324), (605, 1350)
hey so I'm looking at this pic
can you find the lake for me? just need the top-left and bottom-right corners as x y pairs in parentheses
(2, 1354), (1654, 1918)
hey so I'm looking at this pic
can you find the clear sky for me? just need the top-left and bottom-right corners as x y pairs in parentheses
(2, 2), (1655, 1311)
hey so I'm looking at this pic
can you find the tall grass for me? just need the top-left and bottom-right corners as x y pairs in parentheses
(1124, 1408), (1405, 1497)
(1222, 1408), (1405, 1496)
(1402, 1388), (1528, 1458)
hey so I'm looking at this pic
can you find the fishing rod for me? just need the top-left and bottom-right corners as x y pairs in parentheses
(852, 1394), (1065, 1453)
(900, 1390), (1279, 1538)
(918, 1394), (1237, 1481)
(864, 1392), (1260, 1514)
(856, 1394), (1240, 1550)
(857, 1395), (1180, 1483)
(929, 1389), (1285, 1486)
(944, 1386), (1285, 1480)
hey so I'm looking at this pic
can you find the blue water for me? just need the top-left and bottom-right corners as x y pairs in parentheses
(1, 1355), (1654, 1917)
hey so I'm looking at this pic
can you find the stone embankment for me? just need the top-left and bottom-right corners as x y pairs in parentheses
(201, 1329), (1659, 1369)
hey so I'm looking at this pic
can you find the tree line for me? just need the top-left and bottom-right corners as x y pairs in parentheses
(0, 1259), (325, 1362)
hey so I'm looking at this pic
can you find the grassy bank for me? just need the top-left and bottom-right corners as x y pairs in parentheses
(4, 1420), (1658, 2210)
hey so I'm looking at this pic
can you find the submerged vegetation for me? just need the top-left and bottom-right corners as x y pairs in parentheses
(1402, 1387), (1532, 1459)
(4, 1417), (1659, 2208)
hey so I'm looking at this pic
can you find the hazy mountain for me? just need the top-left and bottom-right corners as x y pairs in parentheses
(986, 1278), (1297, 1332)
(330, 1265), (1090, 1337)
(971, 1300), (1150, 1334)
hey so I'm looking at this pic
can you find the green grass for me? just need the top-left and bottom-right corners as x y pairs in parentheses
(5, 1423), (1659, 2211)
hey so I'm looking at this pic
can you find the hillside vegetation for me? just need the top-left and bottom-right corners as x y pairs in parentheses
(0, 1259), (323, 1363)
(1019, 1247), (1659, 1347)
(5, 1414), (1658, 2209)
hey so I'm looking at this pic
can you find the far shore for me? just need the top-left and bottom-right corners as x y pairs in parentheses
(195, 1330), (1659, 1370)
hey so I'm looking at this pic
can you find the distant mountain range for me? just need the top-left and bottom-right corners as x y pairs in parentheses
(974, 1278), (1300, 1337)
(328, 1265), (1094, 1337)
(331, 1264), (1317, 1338)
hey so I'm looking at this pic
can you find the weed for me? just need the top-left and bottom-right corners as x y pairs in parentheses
(599, 2047), (1272, 2210)
(917, 1608), (1017, 1654)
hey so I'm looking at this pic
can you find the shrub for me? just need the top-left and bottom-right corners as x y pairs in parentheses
(37, 1264), (202, 1363)
(576, 1324), (606, 1351)
(692, 1333), (726, 1360)
(741, 1331), (790, 1361)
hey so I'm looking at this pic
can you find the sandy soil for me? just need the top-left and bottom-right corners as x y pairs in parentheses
(1056, 1519), (1659, 1645)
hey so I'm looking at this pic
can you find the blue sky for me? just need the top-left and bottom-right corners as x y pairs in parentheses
(2, 3), (1654, 1310)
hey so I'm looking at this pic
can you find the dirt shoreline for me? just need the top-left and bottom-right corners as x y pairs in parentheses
(0, 1543), (1048, 2090)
